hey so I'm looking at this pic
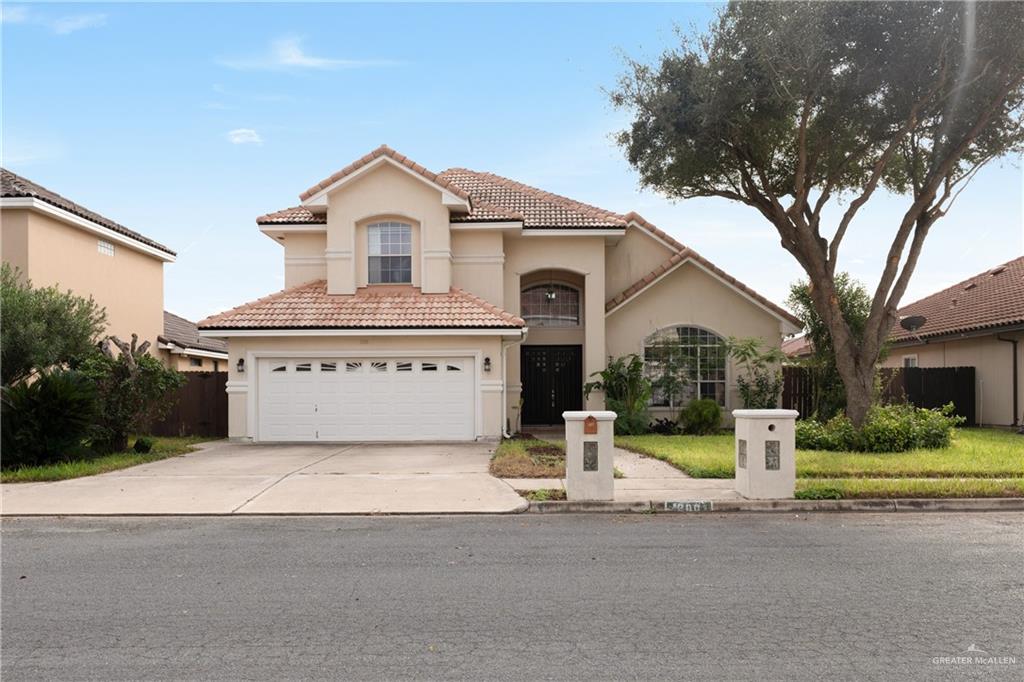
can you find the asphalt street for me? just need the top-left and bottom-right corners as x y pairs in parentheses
(2, 513), (1022, 681)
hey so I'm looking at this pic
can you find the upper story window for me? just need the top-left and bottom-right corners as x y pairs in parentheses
(521, 283), (580, 327)
(97, 240), (115, 257)
(644, 326), (727, 407)
(367, 221), (412, 284)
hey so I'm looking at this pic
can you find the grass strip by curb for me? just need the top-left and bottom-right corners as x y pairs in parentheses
(795, 477), (1024, 499)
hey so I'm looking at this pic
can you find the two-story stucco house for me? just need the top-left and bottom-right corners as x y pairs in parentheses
(198, 146), (799, 442)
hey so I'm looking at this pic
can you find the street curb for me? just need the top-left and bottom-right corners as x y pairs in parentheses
(528, 497), (1024, 513)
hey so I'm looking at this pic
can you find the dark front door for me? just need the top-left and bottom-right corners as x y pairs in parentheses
(521, 345), (583, 425)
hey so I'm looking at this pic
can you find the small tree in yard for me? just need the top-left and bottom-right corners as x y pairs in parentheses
(80, 335), (185, 453)
(726, 337), (786, 409)
(1, 264), (107, 385)
(788, 274), (874, 420)
(611, 2), (1024, 426)
(583, 354), (652, 435)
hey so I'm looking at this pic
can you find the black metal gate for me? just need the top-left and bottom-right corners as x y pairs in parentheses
(520, 345), (583, 425)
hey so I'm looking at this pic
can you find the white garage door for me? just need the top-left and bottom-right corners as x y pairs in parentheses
(257, 357), (475, 442)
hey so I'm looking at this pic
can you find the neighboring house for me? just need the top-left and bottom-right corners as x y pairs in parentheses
(882, 256), (1024, 427)
(159, 311), (228, 371)
(198, 145), (799, 442)
(782, 335), (813, 360)
(0, 168), (175, 351)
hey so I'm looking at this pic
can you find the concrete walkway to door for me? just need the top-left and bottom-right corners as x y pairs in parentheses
(0, 442), (528, 515)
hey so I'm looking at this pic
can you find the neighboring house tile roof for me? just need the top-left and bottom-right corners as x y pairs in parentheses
(0, 168), (175, 256)
(257, 206), (326, 225)
(198, 281), (525, 330)
(438, 169), (627, 229)
(782, 335), (813, 358)
(299, 144), (471, 202)
(160, 311), (228, 354)
(889, 255), (1024, 343)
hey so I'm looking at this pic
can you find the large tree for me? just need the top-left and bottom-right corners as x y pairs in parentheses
(611, 1), (1024, 425)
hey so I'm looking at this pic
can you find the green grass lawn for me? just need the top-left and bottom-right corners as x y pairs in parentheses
(1, 436), (214, 483)
(616, 428), (1024, 498)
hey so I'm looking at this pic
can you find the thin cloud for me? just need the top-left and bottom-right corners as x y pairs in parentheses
(51, 13), (107, 35)
(218, 36), (398, 71)
(0, 6), (29, 23)
(226, 129), (263, 145)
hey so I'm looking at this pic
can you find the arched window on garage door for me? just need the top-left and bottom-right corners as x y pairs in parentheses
(644, 326), (727, 408)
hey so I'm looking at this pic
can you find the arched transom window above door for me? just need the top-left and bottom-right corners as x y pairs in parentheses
(521, 283), (580, 327)
(367, 221), (412, 284)
(644, 326), (727, 407)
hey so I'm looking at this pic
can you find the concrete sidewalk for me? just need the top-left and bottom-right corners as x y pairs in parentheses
(1, 441), (528, 515)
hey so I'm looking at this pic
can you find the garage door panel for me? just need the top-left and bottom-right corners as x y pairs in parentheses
(258, 356), (475, 442)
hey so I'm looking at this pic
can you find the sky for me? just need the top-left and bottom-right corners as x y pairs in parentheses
(3, 2), (1022, 324)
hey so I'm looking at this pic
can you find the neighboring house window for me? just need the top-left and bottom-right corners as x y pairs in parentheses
(520, 283), (580, 327)
(189, 358), (203, 368)
(903, 355), (919, 368)
(644, 326), (727, 408)
(97, 240), (115, 256)
(367, 221), (412, 284)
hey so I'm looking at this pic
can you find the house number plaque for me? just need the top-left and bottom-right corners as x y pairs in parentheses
(583, 415), (598, 434)
(765, 440), (780, 470)
(737, 439), (747, 469)
(583, 441), (599, 471)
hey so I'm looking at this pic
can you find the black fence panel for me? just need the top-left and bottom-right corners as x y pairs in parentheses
(148, 371), (228, 438)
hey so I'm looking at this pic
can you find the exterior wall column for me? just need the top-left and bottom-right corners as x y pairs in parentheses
(584, 269), (606, 410)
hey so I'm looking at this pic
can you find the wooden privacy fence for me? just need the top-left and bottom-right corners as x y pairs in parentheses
(782, 365), (977, 426)
(148, 371), (228, 438)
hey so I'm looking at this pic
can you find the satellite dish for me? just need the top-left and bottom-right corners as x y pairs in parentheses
(900, 315), (927, 332)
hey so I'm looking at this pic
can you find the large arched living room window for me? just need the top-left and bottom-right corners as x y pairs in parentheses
(644, 326), (727, 407)
(521, 283), (580, 327)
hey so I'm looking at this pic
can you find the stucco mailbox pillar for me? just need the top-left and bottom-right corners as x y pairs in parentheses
(732, 409), (798, 499)
(563, 411), (616, 502)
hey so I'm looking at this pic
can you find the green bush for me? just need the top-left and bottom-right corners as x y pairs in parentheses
(796, 402), (964, 452)
(679, 398), (722, 435)
(133, 436), (155, 454)
(584, 354), (652, 435)
(1, 370), (97, 469)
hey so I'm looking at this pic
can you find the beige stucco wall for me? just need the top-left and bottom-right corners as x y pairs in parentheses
(160, 350), (225, 372)
(881, 332), (1024, 426)
(503, 235), (607, 420)
(1, 208), (164, 348)
(450, 230), (505, 306)
(283, 232), (328, 287)
(0, 208), (30, 275)
(605, 226), (673, 299)
(221, 334), (509, 440)
(606, 261), (785, 425)
(325, 163), (451, 295)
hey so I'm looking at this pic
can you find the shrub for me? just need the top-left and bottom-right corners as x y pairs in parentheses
(80, 337), (185, 453)
(726, 337), (785, 409)
(649, 417), (682, 435)
(1, 370), (97, 469)
(584, 354), (652, 435)
(796, 402), (964, 452)
(679, 398), (722, 435)
(133, 436), (155, 454)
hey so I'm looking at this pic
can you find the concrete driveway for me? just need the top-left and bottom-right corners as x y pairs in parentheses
(0, 441), (528, 515)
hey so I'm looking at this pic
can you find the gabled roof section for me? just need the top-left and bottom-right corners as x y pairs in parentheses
(438, 168), (627, 229)
(161, 311), (228, 354)
(257, 206), (326, 226)
(299, 144), (472, 205)
(604, 223), (801, 329)
(889, 255), (1024, 343)
(197, 281), (525, 330)
(0, 168), (175, 256)
(450, 199), (524, 223)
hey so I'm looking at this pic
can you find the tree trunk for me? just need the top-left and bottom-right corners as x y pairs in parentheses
(839, 362), (875, 427)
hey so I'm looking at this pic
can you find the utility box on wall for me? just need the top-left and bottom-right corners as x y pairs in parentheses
(563, 411), (616, 501)
(733, 409), (798, 499)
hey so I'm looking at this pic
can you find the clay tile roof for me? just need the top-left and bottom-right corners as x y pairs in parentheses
(197, 281), (525, 330)
(605, 245), (801, 327)
(450, 199), (524, 223)
(782, 335), (813, 358)
(256, 206), (326, 225)
(889, 255), (1024, 342)
(1, 168), (175, 255)
(299, 145), (471, 203)
(160, 311), (228, 354)
(438, 168), (627, 229)
(620, 211), (687, 251)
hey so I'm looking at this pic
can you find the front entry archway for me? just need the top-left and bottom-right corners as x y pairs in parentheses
(520, 345), (583, 425)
